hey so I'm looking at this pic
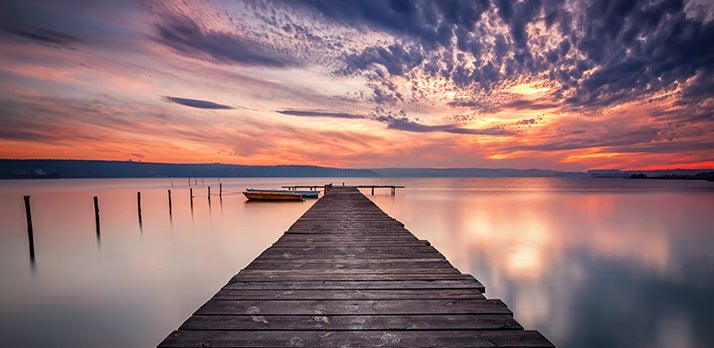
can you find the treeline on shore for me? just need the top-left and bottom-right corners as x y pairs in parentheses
(630, 172), (714, 181)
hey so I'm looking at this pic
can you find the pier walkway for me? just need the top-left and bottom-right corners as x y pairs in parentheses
(158, 186), (553, 347)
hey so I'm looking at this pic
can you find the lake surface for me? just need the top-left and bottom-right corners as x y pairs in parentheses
(1, 177), (713, 347)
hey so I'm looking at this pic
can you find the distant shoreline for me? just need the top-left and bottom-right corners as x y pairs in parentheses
(629, 172), (714, 181)
(1, 159), (712, 180)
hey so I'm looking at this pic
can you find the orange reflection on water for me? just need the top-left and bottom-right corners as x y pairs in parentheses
(371, 177), (714, 347)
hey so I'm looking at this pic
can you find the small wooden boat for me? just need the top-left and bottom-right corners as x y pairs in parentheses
(243, 191), (304, 201)
(246, 188), (319, 198)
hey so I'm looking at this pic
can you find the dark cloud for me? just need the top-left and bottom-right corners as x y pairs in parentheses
(287, 1), (489, 48)
(282, 0), (713, 123)
(1, 25), (83, 47)
(342, 44), (423, 76)
(277, 109), (365, 119)
(515, 118), (537, 126)
(494, 0), (543, 48)
(163, 96), (234, 110)
(375, 115), (513, 135)
(155, 14), (296, 67)
(566, 0), (714, 108)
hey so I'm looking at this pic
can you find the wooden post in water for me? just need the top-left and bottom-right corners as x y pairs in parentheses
(24, 195), (35, 263)
(371, 185), (375, 196)
(189, 188), (194, 212)
(391, 187), (396, 196)
(208, 186), (211, 197)
(168, 189), (173, 219)
(219, 183), (222, 197)
(137, 192), (143, 229)
(93, 196), (100, 240)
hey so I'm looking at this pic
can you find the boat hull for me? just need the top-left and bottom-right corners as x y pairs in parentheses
(246, 189), (319, 198)
(243, 191), (304, 201)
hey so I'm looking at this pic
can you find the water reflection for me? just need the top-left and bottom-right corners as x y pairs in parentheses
(370, 178), (714, 348)
(1, 178), (713, 348)
(0, 178), (322, 347)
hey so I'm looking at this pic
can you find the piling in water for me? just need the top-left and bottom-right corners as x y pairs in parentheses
(24, 195), (35, 264)
(93, 196), (100, 240)
(168, 189), (173, 219)
(137, 192), (143, 229)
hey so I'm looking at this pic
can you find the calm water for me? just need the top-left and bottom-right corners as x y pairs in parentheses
(1, 177), (713, 347)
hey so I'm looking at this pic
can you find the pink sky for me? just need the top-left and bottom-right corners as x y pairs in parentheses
(1, 1), (713, 170)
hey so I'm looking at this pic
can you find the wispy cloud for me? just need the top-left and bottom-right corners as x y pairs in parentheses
(154, 14), (297, 67)
(1, 25), (83, 47)
(276, 109), (365, 119)
(379, 117), (513, 136)
(163, 96), (234, 110)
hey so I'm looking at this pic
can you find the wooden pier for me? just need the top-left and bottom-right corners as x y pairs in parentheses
(158, 186), (553, 347)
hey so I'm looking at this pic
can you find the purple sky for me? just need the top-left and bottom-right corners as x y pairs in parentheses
(1, 0), (713, 170)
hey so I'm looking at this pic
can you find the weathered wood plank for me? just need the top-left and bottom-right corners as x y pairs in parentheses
(180, 314), (522, 331)
(244, 262), (455, 270)
(223, 280), (485, 292)
(159, 330), (553, 347)
(231, 273), (474, 282)
(211, 289), (485, 300)
(237, 267), (460, 275)
(195, 299), (510, 315)
(254, 252), (446, 260)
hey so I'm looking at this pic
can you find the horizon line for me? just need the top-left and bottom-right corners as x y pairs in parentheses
(2, 158), (713, 173)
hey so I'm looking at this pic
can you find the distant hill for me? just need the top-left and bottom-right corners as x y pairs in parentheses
(0, 159), (634, 179)
(371, 167), (587, 177)
(0, 160), (379, 178)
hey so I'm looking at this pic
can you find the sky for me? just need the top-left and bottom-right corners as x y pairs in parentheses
(1, 0), (713, 170)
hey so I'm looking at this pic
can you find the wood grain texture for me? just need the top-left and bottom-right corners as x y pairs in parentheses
(157, 186), (553, 347)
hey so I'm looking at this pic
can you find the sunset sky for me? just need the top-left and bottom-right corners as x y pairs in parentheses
(1, 0), (713, 170)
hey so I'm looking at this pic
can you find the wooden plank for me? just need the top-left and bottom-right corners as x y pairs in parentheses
(254, 252), (446, 260)
(211, 289), (485, 300)
(270, 241), (432, 247)
(195, 299), (510, 315)
(230, 273), (475, 282)
(223, 279), (485, 292)
(159, 330), (553, 347)
(180, 314), (522, 331)
(246, 258), (451, 265)
(244, 262), (457, 271)
(237, 268), (460, 275)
